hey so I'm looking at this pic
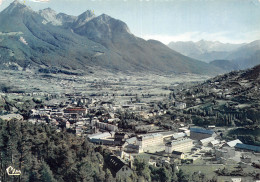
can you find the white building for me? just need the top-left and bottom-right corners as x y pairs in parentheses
(231, 178), (242, 182)
(175, 102), (186, 109)
(91, 120), (118, 132)
(198, 137), (215, 146)
(66, 121), (70, 128)
(171, 132), (187, 140)
(137, 133), (163, 150)
(208, 140), (220, 147)
(88, 132), (113, 140)
(76, 126), (82, 136)
(223, 139), (242, 148)
(165, 138), (193, 154)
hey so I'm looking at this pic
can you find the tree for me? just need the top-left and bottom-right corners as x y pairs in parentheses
(133, 157), (151, 181)
(40, 162), (57, 182)
(177, 169), (189, 182)
(28, 158), (41, 182)
(157, 167), (171, 182)
(104, 168), (113, 182)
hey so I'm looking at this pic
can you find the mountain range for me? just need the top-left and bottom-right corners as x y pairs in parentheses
(0, 1), (222, 75)
(168, 40), (243, 62)
(168, 40), (260, 72)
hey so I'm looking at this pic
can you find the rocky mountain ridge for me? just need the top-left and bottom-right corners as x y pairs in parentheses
(0, 1), (222, 75)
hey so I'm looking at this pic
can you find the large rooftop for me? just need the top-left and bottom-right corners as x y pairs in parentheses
(226, 139), (242, 147)
(235, 143), (260, 152)
(138, 133), (163, 141)
(190, 127), (214, 135)
(88, 132), (112, 139)
(166, 138), (193, 146)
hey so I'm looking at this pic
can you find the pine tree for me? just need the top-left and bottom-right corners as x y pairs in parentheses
(40, 162), (57, 182)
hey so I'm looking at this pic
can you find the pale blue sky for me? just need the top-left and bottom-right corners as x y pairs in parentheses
(1, 0), (260, 44)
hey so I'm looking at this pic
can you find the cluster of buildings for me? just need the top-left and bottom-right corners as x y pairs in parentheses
(29, 106), (90, 135)
(85, 123), (260, 178)
(1, 90), (259, 180)
(21, 90), (174, 138)
(13, 97), (260, 171)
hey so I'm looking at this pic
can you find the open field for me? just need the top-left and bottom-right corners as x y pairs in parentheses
(179, 158), (260, 182)
(0, 70), (210, 94)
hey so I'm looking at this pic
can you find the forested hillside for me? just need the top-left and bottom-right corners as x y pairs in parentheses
(0, 119), (110, 182)
(173, 64), (260, 127)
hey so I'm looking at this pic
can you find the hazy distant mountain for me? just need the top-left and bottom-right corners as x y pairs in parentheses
(168, 40), (244, 63)
(0, 1), (222, 75)
(208, 41), (260, 71)
(226, 40), (260, 69)
(209, 60), (239, 72)
(168, 39), (260, 72)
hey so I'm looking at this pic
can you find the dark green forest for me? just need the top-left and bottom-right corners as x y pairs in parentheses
(0, 119), (109, 182)
(226, 128), (260, 146)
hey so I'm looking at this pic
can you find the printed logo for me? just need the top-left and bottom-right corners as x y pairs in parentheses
(6, 166), (21, 176)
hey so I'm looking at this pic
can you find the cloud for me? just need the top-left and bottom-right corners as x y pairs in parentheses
(142, 31), (260, 44)
(0, 0), (3, 6)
